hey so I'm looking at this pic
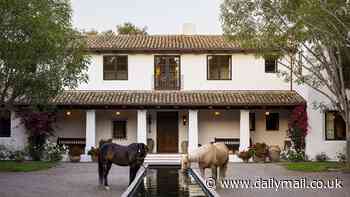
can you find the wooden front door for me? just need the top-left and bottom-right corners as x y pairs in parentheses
(157, 112), (178, 153)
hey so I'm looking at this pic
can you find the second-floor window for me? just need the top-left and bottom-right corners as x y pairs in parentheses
(207, 55), (232, 80)
(103, 55), (128, 80)
(265, 56), (278, 73)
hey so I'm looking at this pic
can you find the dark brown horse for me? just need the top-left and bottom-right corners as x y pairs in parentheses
(98, 143), (148, 189)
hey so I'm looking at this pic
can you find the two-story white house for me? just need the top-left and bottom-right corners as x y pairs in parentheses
(0, 33), (348, 161)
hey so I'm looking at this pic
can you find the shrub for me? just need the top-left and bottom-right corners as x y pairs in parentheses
(11, 150), (26, 162)
(18, 110), (57, 161)
(281, 149), (306, 162)
(43, 140), (68, 162)
(288, 105), (308, 152)
(315, 152), (329, 162)
(336, 152), (346, 163)
(0, 145), (12, 160)
(87, 147), (99, 156)
(238, 150), (252, 162)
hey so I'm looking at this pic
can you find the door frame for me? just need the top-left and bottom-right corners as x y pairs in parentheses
(156, 111), (179, 153)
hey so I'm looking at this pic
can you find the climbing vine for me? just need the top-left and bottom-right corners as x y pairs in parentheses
(288, 104), (308, 152)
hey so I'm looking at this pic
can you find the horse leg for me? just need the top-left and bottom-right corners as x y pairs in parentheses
(103, 161), (112, 189)
(199, 167), (205, 178)
(219, 164), (228, 187)
(211, 165), (218, 182)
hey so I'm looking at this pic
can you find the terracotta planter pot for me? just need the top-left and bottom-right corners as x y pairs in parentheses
(253, 155), (266, 163)
(269, 145), (281, 162)
(147, 138), (154, 153)
(69, 155), (81, 162)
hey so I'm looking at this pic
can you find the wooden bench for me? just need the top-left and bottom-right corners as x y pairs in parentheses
(57, 137), (86, 146)
(214, 138), (240, 152)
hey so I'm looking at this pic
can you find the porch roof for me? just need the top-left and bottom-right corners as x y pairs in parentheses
(48, 90), (305, 108)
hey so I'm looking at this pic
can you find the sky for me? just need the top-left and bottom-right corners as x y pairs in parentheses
(71, 0), (223, 35)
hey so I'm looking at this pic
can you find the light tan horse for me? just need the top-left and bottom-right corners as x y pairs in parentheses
(181, 143), (229, 182)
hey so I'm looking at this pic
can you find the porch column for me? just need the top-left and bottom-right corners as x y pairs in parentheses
(188, 110), (199, 153)
(137, 110), (147, 144)
(85, 110), (96, 154)
(239, 110), (250, 151)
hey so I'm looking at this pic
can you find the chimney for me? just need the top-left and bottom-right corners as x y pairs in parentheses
(182, 23), (196, 35)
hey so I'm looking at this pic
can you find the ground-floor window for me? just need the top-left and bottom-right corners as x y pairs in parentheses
(112, 120), (127, 139)
(0, 110), (11, 137)
(325, 111), (346, 140)
(266, 112), (279, 131)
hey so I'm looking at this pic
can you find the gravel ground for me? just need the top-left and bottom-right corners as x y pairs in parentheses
(0, 162), (349, 197)
(0, 162), (129, 197)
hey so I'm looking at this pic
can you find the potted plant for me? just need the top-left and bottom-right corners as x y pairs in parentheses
(250, 143), (269, 162)
(238, 150), (252, 163)
(87, 147), (99, 162)
(69, 145), (82, 162)
(147, 138), (154, 153)
(268, 145), (281, 162)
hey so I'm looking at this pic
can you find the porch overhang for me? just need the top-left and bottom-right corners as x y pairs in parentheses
(41, 90), (305, 109)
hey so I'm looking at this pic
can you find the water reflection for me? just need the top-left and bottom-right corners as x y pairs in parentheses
(133, 166), (207, 197)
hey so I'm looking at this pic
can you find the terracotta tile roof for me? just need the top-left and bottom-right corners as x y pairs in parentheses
(49, 90), (305, 107)
(86, 35), (249, 53)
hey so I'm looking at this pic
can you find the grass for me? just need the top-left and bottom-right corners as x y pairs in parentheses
(281, 161), (346, 172)
(0, 161), (57, 172)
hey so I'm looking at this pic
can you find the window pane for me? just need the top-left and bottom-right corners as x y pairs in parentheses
(326, 111), (346, 140)
(103, 56), (128, 80)
(113, 120), (127, 139)
(266, 113), (279, 130)
(0, 110), (11, 137)
(325, 112), (335, 140)
(208, 55), (231, 80)
(265, 58), (277, 73)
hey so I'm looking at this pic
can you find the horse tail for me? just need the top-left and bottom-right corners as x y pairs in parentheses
(98, 147), (103, 185)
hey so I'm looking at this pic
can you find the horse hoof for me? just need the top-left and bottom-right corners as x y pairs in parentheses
(105, 186), (110, 190)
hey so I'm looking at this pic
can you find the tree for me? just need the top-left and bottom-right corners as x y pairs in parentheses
(0, 0), (89, 110)
(116, 22), (148, 35)
(221, 0), (350, 164)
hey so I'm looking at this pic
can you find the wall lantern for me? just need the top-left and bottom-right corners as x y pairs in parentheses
(214, 111), (221, 116)
(115, 111), (121, 116)
(65, 111), (72, 116)
(265, 111), (270, 116)
(182, 115), (187, 126)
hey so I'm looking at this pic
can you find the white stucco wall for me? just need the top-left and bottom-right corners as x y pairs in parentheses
(54, 110), (85, 139)
(95, 110), (137, 146)
(198, 110), (240, 145)
(0, 112), (27, 150)
(304, 88), (346, 160)
(251, 110), (289, 149)
(76, 53), (290, 91)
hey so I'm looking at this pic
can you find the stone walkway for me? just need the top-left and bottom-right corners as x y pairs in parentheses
(0, 162), (349, 197)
